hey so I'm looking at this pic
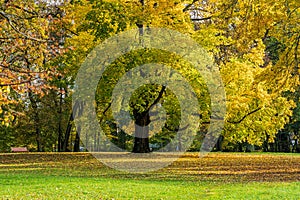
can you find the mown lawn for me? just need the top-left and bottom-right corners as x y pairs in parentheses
(0, 152), (299, 199)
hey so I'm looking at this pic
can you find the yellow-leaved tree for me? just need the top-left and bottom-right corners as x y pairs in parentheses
(65, 0), (299, 152)
(189, 0), (299, 149)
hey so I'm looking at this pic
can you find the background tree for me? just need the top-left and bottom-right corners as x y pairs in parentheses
(0, 0), (299, 153)
(0, 0), (77, 151)
(187, 0), (299, 151)
(68, 0), (299, 153)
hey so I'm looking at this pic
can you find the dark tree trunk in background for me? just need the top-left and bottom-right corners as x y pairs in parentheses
(58, 122), (63, 151)
(57, 84), (64, 152)
(96, 131), (100, 151)
(62, 112), (73, 151)
(281, 132), (290, 152)
(74, 126), (81, 152)
(93, 131), (97, 152)
(36, 126), (42, 152)
(28, 91), (43, 152)
(214, 135), (223, 151)
(237, 142), (243, 152)
(263, 133), (269, 152)
(177, 132), (182, 151)
(62, 101), (83, 152)
(118, 130), (127, 150)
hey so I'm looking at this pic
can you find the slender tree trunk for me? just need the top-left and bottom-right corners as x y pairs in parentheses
(275, 138), (278, 152)
(63, 112), (73, 151)
(58, 86), (63, 152)
(36, 126), (42, 152)
(33, 106), (42, 152)
(58, 122), (62, 151)
(86, 131), (89, 151)
(97, 131), (100, 151)
(177, 133), (182, 151)
(263, 133), (269, 152)
(282, 132), (290, 152)
(63, 101), (83, 152)
(214, 135), (223, 151)
(28, 92), (42, 152)
(94, 131), (97, 151)
(74, 126), (81, 152)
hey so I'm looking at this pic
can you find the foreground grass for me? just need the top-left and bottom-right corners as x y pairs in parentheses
(0, 152), (300, 199)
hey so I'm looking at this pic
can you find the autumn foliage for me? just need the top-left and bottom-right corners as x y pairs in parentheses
(0, 0), (299, 152)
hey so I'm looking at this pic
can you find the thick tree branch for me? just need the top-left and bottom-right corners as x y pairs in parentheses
(146, 85), (166, 113)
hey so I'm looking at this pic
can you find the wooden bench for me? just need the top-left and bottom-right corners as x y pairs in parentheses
(11, 147), (28, 153)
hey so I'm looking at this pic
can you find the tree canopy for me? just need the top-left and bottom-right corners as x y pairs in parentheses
(0, 0), (299, 152)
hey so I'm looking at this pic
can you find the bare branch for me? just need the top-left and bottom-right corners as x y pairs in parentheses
(0, 79), (32, 87)
(191, 16), (212, 21)
(10, 4), (39, 16)
(0, 63), (46, 74)
(0, 11), (47, 42)
(98, 102), (112, 122)
(227, 107), (262, 124)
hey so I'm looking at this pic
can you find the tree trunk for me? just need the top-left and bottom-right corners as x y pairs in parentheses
(214, 135), (223, 151)
(96, 131), (100, 151)
(132, 113), (150, 153)
(58, 122), (63, 151)
(57, 88), (63, 152)
(93, 131), (97, 152)
(63, 101), (83, 152)
(36, 126), (42, 152)
(74, 126), (81, 152)
(131, 0), (150, 153)
(177, 133), (182, 151)
(117, 127), (127, 150)
(263, 133), (269, 152)
(28, 92), (42, 152)
(63, 112), (73, 151)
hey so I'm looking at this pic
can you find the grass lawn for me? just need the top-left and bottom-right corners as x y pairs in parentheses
(0, 152), (299, 199)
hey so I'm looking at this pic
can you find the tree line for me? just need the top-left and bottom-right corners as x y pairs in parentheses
(0, 0), (299, 153)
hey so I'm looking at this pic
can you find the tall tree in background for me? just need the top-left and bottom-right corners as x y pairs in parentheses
(80, 0), (298, 152)
(187, 0), (299, 150)
(0, 0), (74, 151)
(80, 0), (202, 153)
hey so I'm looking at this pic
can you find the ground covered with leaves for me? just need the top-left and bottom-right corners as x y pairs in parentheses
(0, 152), (299, 199)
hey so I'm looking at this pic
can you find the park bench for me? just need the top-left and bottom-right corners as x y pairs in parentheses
(11, 147), (28, 153)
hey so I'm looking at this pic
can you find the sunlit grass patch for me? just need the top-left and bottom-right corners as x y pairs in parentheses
(0, 152), (299, 199)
